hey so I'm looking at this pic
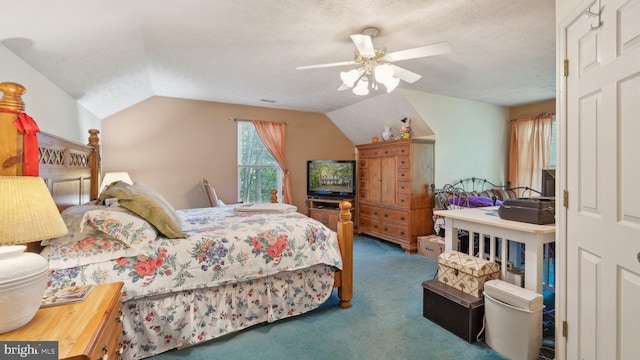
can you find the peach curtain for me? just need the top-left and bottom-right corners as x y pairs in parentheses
(508, 113), (554, 193)
(252, 120), (292, 204)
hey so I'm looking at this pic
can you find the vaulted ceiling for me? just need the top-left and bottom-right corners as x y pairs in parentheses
(1, 0), (556, 119)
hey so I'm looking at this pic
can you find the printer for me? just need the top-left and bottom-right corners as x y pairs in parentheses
(497, 197), (555, 225)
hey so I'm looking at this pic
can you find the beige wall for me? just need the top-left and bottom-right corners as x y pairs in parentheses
(509, 99), (555, 119)
(101, 96), (355, 212)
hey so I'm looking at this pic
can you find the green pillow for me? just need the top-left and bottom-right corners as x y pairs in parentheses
(98, 181), (131, 202)
(115, 182), (187, 239)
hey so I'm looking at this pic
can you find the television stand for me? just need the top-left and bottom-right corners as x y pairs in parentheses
(308, 197), (355, 232)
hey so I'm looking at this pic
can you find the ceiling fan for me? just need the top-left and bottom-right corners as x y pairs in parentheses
(296, 27), (451, 95)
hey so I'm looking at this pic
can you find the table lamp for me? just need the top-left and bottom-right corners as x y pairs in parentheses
(0, 176), (69, 334)
(98, 172), (133, 195)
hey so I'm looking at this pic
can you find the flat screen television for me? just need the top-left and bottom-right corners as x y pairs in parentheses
(307, 160), (356, 199)
(541, 169), (556, 197)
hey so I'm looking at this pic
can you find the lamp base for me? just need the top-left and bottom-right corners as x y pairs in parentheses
(0, 245), (49, 334)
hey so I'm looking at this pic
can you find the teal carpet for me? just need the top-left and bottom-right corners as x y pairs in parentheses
(151, 236), (507, 360)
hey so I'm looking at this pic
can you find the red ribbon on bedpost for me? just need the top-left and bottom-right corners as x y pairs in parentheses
(0, 108), (40, 176)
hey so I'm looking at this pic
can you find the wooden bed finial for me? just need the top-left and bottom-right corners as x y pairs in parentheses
(88, 129), (100, 148)
(0, 82), (26, 175)
(0, 82), (26, 111)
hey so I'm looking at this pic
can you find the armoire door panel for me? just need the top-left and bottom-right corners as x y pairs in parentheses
(380, 157), (396, 205)
(369, 158), (382, 203)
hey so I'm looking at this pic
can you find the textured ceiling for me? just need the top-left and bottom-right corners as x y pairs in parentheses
(1, 0), (556, 119)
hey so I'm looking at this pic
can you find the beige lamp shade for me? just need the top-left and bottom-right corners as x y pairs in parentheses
(99, 171), (133, 195)
(0, 176), (68, 334)
(0, 176), (69, 245)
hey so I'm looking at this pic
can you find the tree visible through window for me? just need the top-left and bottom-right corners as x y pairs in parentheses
(237, 121), (282, 203)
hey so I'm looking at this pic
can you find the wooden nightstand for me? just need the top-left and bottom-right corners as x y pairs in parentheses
(0, 282), (124, 360)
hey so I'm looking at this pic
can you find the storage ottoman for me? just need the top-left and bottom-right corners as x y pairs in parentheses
(437, 250), (500, 297)
(422, 279), (485, 343)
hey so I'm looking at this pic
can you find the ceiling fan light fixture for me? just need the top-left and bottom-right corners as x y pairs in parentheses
(352, 77), (369, 96)
(383, 76), (400, 93)
(297, 28), (451, 97)
(374, 64), (394, 83)
(340, 69), (361, 88)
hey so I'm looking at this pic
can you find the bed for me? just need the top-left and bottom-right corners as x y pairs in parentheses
(0, 82), (353, 360)
(431, 177), (552, 283)
(432, 177), (541, 213)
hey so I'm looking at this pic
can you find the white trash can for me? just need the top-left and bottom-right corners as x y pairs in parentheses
(484, 279), (544, 360)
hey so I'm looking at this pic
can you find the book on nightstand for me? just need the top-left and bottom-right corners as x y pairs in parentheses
(41, 284), (94, 307)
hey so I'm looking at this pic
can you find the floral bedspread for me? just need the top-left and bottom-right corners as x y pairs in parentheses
(46, 206), (343, 302)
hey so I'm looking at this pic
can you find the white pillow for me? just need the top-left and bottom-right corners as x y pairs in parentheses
(42, 204), (119, 246)
(46, 234), (140, 270)
(81, 209), (158, 256)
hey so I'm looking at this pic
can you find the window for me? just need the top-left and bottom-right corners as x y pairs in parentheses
(237, 121), (282, 203)
(509, 113), (555, 192)
(548, 116), (557, 169)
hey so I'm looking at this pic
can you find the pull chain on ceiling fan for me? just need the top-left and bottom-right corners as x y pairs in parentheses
(296, 27), (452, 96)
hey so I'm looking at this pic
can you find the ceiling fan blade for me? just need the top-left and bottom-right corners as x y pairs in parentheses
(386, 41), (452, 62)
(389, 64), (422, 83)
(350, 34), (376, 57)
(296, 60), (357, 70)
(338, 83), (350, 91)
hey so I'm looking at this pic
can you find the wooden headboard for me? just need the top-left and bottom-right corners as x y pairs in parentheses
(37, 130), (101, 211)
(0, 81), (101, 211)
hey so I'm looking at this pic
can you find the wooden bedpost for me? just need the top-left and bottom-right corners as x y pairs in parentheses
(270, 189), (278, 203)
(88, 129), (101, 200)
(0, 82), (26, 175)
(336, 200), (353, 308)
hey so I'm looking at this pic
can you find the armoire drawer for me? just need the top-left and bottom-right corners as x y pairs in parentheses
(378, 207), (410, 224)
(379, 144), (410, 157)
(359, 144), (409, 158)
(359, 204), (410, 224)
(397, 156), (410, 168)
(397, 168), (410, 181)
(397, 193), (411, 207)
(397, 181), (410, 195)
(379, 223), (410, 240)
(358, 216), (410, 240)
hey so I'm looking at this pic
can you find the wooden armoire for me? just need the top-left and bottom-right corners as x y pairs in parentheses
(356, 138), (435, 253)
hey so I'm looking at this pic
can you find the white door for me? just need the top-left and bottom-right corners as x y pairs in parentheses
(560, 0), (640, 359)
